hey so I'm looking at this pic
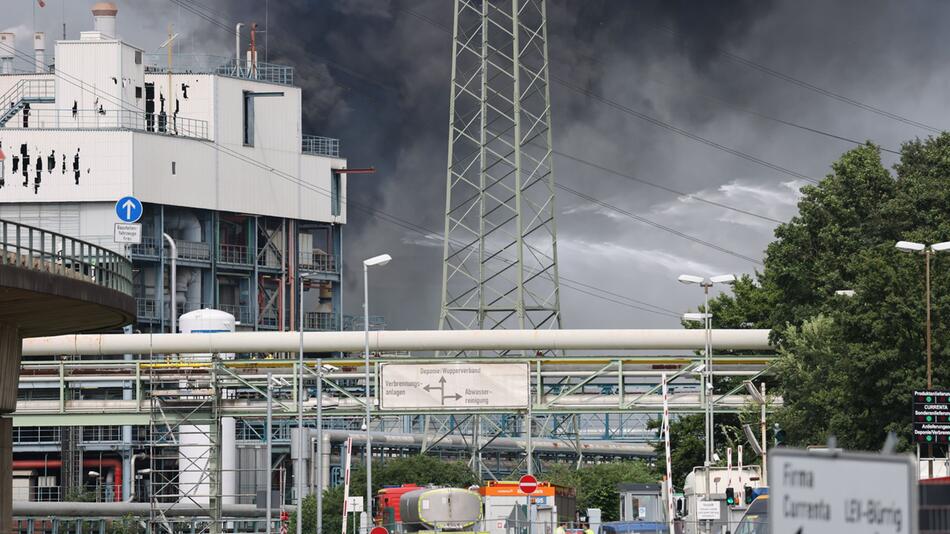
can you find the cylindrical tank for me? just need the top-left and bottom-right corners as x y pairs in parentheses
(399, 488), (482, 532)
(179, 308), (236, 360)
(0, 33), (14, 74)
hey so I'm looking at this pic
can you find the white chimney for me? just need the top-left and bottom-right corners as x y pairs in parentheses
(33, 32), (45, 74)
(0, 33), (13, 75)
(91, 2), (118, 39)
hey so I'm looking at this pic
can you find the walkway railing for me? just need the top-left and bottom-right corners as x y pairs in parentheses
(302, 134), (340, 157)
(0, 218), (133, 296)
(4, 108), (210, 140)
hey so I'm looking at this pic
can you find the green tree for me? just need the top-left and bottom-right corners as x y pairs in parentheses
(694, 136), (950, 452)
(545, 461), (657, 521)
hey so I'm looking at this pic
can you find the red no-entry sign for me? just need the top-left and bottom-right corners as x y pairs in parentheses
(519, 474), (538, 494)
(370, 527), (388, 534)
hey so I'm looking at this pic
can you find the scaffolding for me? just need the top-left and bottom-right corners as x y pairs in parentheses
(148, 358), (223, 534)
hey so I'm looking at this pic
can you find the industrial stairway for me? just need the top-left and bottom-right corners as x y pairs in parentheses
(0, 79), (55, 127)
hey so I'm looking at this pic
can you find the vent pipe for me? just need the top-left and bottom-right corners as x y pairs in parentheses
(0, 33), (13, 74)
(33, 32), (45, 73)
(91, 2), (118, 38)
(235, 23), (244, 76)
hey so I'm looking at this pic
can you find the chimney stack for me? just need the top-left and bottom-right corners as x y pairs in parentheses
(33, 32), (45, 74)
(0, 33), (13, 75)
(91, 2), (118, 38)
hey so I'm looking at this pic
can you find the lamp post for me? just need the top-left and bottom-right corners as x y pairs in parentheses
(678, 274), (736, 466)
(896, 240), (950, 479)
(363, 254), (392, 528)
(297, 270), (321, 534)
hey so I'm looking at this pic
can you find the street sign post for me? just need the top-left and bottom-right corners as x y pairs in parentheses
(519, 474), (538, 494)
(696, 500), (720, 521)
(913, 390), (950, 444)
(115, 195), (143, 223)
(378, 362), (529, 410)
(768, 448), (915, 534)
(346, 496), (363, 513)
(114, 223), (142, 244)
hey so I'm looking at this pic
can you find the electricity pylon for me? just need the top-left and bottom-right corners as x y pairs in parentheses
(439, 0), (562, 352)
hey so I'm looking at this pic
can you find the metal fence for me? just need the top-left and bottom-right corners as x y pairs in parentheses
(0, 218), (133, 296)
(6, 108), (210, 139)
(302, 134), (340, 157)
(303, 311), (338, 331)
(145, 53), (295, 86)
(298, 251), (337, 273)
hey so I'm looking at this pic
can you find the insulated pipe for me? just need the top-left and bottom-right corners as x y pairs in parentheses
(12, 458), (122, 502)
(12, 502), (268, 518)
(22, 329), (772, 356)
(163, 233), (177, 333)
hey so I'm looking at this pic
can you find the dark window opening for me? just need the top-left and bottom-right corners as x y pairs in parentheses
(242, 91), (255, 146)
(171, 161), (177, 175)
(135, 86), (142, 99)
(331, 172), (341, 216)
(134, 50), (142, 65)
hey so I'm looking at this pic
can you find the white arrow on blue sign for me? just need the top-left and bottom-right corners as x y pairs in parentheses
(115, 196), (143, 223)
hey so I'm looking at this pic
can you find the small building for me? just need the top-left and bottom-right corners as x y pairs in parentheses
(479, 480), (576, 534)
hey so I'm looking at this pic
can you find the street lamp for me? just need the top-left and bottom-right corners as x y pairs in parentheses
(895, 240), (950, 388)
(678, 273), (736, 465)
(297, 270), (324, 534)
(363, 254), (391, 526)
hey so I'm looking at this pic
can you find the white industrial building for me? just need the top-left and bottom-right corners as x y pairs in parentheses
(0, 2), (347, 332)
(1, 2), (353, 508)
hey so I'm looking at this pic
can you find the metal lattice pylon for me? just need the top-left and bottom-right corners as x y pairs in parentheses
(439, 0), (562, 347)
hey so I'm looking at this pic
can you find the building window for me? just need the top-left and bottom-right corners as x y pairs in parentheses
(242, 91), (254, 146)
(135, 86), (142, 99)
(134, 50), (142, 65)
(171, 161), (177, 175)
(331, 172), (341, 216)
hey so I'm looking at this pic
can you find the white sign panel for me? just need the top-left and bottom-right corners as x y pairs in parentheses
(346, 496), (363, 513)
(696, 500), (720, 520)
(114, 223), (142, 244)
(769, 449), (915, 534)
(379, 362), (529, 410)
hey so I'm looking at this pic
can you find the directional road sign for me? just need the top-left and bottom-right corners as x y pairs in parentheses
(519, 475), (538, 494)
(913, 390), (950, 443)
(378, 362), (529, 410)
(768, 448), (915, 534)
(115, 195), (143, 223)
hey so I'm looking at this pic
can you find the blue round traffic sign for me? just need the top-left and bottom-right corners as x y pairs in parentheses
(115, 196), (143, 223)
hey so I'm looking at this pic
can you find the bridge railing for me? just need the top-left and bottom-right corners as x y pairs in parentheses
(0, 218), (133, 296)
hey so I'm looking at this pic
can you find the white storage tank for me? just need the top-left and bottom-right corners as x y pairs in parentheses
(177, 308), (238, 505)
(399, 488), (482, 532)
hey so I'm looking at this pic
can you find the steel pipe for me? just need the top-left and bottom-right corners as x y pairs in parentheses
(12, 502), (267, 518)
(22, 329), (772, 356)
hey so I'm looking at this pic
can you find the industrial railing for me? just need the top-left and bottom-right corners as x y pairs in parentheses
(4, 108), (210, 140)
(0, 218), (133, 296)
(144, 54), (295, 86)
(0, 78), (55, 126)
(301, 134), (340, 158)
(298, 251), (337, 273)
(136, 298), (208, 322)
(342, 314), (387, 331)
(130, 237), (212, 262)
(218, 243), (252, 265)
(217, 304), (253, 325)
(303, 311), (338, 331)
(12, 426), (61, 445)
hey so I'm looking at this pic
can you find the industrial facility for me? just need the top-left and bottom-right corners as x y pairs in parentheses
(0, 1), (796, 534)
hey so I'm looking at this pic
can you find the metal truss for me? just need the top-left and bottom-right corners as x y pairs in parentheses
(439, 0), (562, 347)
(14, 355), (775, 423)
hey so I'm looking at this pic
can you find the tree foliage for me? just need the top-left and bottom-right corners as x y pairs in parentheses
(545, 461), (657, 522)
(699, 136), (950, 452)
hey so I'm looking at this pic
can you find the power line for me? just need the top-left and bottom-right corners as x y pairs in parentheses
(553, 150), (784, 224)
(652, 24), (942, 135)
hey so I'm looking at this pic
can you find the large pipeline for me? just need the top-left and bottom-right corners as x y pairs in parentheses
(13, 458), (122, 502)
(22, 329), (772, 356)
(12, 502), (267, 518)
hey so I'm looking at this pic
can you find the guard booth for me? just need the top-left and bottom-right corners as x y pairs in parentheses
(479, 481), (576, 534)
(617, 484), (665, 523)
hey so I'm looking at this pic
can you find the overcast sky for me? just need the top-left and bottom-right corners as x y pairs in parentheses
(7, 0), (947, 330)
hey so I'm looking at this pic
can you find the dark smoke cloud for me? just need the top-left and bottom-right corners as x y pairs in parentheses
(11, 0), (948, 330)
